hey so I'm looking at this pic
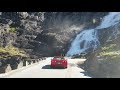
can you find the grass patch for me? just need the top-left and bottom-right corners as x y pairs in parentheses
(101, 44), (116, 51)
(0, 44), (27, 57)
(99, 43), (120, 58)
(100, 51), (120, 56)
(8, 27), (16, 32)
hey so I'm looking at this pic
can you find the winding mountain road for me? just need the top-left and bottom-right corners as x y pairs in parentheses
(0, 57), (92, 78)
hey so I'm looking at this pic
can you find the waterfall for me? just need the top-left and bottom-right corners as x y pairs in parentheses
(67, 12), (120, 56)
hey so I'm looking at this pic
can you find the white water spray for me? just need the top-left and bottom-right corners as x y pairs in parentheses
(67, 12), (120, 56)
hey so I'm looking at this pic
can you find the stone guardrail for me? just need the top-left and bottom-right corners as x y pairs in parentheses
(0, 57), (46, 74)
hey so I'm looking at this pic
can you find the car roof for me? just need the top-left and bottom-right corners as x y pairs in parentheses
(54, 56), (65, 58)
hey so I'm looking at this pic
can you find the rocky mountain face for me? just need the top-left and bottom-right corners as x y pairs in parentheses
(0, 12), (45, 58)
(2, 12), (120, 77)
(37, 12), (108, 56)
(0, 12), (108, 58)
(80, 23), (120, 78)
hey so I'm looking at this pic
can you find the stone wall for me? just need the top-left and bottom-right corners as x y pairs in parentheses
(0, 57), (46, 74)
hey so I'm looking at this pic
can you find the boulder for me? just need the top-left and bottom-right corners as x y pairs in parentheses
(0, 60), (12, 73)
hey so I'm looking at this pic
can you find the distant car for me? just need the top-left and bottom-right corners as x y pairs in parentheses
(80, 52), (87, 58)
(71, 52), (87, 59)
(51, 56), (67, 68)
(71, 54), (79, 59)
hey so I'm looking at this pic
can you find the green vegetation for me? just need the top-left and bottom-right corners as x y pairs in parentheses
(100, 51), (120, 56)
(8, 27), (16, 32)
(101, 44), (116, 51)
(97, 37), (120, 77)
(100, 43), (118, 56)
(99, 40), (120, 60)
(0, 44), (27, 57)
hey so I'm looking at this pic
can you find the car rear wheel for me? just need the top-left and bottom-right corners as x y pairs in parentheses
(63, 66), (67, 69)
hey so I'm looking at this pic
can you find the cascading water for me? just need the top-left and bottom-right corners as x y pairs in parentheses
(67, 12), (120, 56)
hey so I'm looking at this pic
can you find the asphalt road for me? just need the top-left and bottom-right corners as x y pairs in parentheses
(0, 57), (91, 78)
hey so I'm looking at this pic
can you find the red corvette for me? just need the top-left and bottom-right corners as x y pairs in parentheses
(51, 56), (67, 68)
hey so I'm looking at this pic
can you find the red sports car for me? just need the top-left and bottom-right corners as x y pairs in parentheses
(51, 56), (67, 68)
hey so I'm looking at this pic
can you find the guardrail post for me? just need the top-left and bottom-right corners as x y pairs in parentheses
(18, 61), (23, 68)
(5, 64), (12, 73)
(28, 60), (31, 65)
(33, 60), (35, 63)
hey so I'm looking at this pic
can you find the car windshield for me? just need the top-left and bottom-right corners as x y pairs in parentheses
(53, 57), (64, 60)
